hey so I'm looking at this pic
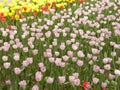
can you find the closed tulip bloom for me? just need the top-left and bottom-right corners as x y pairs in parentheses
(59, 44), (65, 50)
(92, 48), (100, 54)
(26, 57), (33, 64)
(45, 31), (51, 38)
(72, 57), (77, 62)
(67, 51), (73, 57)
(104, 64), (111, 70)
(99, 69), (105, 74)
(93, 65), (100, 72)
(48, 57), (55, 63)
(87, 53), (92, 59)
(22, 60), (29, 67)
(72, 73), (79, 79)
(19, 80), (27, 88)
(38, 63), (44, 68)
(77, 60), (84, 67)
(13, 53), (20, 61)
(14, 67), (22, 75)
(109, 74), (115, 80)
(5, 80), (11, 85)
(40, 66), (46, 72)
(55, 51), (60, 56)
(35, 71), (42, 81)
(77, 51), (85, 57)
(115, 69), (120, 76)
(32, 85), (39, 90)
(58, 76), (66, 84)
(62, 55), (69, 61)
(3, 62), (11, 69)
(72, 44), (78, 50)
(111, 52), (116, 57)
(101, 82), (107, 88)
(32, 49), (38, 55)
(69, 76), (75, 82)
(73, 79), (80, 86)
(23, 47), (29, 52)
(2, 56), (8, 61)
(93, 77), (99, 84)
(46, 77), (54, 84)
(59, 62), (66, 67)
(66, 40), (71, 45)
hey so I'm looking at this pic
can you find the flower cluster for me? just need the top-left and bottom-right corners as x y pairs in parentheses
(0, 0), (120, 90)
(0, 0), (85, 20)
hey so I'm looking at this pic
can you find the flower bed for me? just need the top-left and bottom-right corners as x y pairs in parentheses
(0, 0), (120, 90)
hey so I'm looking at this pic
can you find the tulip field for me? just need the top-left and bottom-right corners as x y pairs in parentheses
(0, 0), (120, 90)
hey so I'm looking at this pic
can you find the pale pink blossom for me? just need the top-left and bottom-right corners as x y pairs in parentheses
(73, 79), (80, 86)
(69, 76), (75, 82)
(59, 44), (65, 50)
(41, 67), (46, 72)
(32, 85), (39, 90)
(19, 80), (27, 88)
(45, 31), (51, 38)
(67, 51), (73, 57)
(104, 64), (111, 70)
(5, 80), (11, 85)
(93, 65), (100, 72)
(77, 51), (85, 57)
(93, 77), (99, 84)
(2, 56), (8, 61)
(13, 53), (20, 61)
(46, 77), (54, 84)
(14, 67), (22, 75)
(55, 51), (60, 56)
(101, 82), (107, 88)
(77, 60), (84, 67)
(72, 73), (79, 79)
(3, 62), (11, 69)
(92, 48), (100, 54)
(48, 57), (55, 63)
(38, 63), (44, 68)
(32, 49), (38, 55)
(35, 71), (42, 81)
(58, 76), (66, 84)
(23, 47), (29, 52)
(62, 55), (69, 61)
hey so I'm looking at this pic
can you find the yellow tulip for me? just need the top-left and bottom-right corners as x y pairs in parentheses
(0, 3), (4, 10)
(15, 14), (20, 20)
(4, 0), (8, 3)
(9, 12), (14, 16)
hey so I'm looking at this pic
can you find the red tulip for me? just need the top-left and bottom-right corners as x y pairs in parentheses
(24, 7), (27, 11)
(0, 12), (4, 18)
(33, 12), (37, 17)
(1, 18), (6, 23)
(83, 82), (89, 90)
(52, 1), (56, 6)
(47, 3), (51, 7)
(78, 0), (85, 3)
